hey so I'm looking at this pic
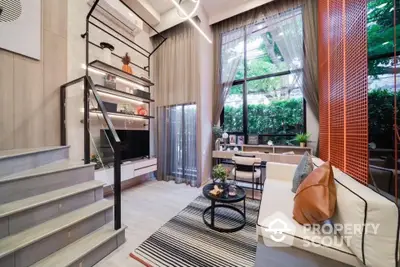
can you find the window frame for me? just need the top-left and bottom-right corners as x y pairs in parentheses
(220, 22), (307, 144)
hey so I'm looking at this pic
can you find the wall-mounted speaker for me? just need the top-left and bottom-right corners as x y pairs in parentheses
(0, 0), (22, 23)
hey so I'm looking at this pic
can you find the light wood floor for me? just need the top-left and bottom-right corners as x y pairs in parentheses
(94, 180), (202, 267)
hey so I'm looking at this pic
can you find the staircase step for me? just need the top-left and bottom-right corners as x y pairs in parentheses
(0, 146), (69, 177)
(0, 200), (113, 267)
(0, 180), (105, 237)
(31, 222), (126, 267)
(0, 161), (95, 204)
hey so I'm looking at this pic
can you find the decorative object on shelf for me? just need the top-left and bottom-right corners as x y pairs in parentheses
(222, 132), (229, 145)
(119, 104), (135, 115)
(213, 125), (223, 151)
(104, 102), (117, 113)
(295, 133), (311, 148)
(136, 106), (148, 116)
(228, 181), (238, 197)
(104, 74), (117, 89)
(212, 125), (223, 138)
(267, 140), (274, 146)
(248, 135), (259, 145)
(100, 42), (115, 64)
(134, 89), (151, 100)
(209, 184), (224, 197)
(121, 53), (133, 74)
(229, 135), (237, 145)
(212, 164), (229, 184)
(233, 147), (239, 152)
(237, 135), (244, 145)
(90, 154), (102, 170)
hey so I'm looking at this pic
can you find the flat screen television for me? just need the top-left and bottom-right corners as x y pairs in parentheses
(100, 130), (149, 161)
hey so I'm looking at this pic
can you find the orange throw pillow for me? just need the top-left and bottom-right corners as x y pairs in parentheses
(293, 161), (337, 225)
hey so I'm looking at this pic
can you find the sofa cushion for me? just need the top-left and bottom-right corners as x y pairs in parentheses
(293, 162), (337, 224)
(313, 159), (400, 267)
(292, 152), (314, 193)
(257, 170), (361, 266)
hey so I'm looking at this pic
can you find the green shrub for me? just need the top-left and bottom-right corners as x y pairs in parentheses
(224, 98), (303, 135)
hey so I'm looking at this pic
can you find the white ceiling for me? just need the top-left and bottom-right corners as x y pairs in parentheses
(147, 0), (251, 16)
(146, 0), (175, 14)
(146, 0), (271, 25)
(202, 0), (249, 16)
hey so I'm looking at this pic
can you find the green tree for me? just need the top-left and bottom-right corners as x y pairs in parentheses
(368, 0), (400, 77)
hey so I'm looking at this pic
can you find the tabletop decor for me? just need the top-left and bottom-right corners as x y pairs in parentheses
(212, 164), (229, 185)
(295, 133), (311, 147)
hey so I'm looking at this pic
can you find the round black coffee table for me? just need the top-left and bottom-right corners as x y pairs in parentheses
(202, 183), (246, 233)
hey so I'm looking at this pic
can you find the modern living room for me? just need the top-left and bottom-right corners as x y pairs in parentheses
(0, 0), (399, 266)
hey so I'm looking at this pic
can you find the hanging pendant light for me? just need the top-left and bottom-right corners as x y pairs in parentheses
(176, 0), (200, 19)
(170, 0), (212, 44)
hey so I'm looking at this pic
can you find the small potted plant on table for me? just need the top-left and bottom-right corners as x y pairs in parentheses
(212, 164), (229, 186)
(295, 133), (311, 148)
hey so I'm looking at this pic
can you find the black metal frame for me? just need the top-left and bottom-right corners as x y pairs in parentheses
(202, 184), (246, 233)
(61, 0), (166, 231)
(219, 22), (306, 144)
(60, 76), (122, 230)
(232, 159), (262, 199)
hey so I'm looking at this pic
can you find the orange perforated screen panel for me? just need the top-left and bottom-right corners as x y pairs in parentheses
(318, 0), (368, 184)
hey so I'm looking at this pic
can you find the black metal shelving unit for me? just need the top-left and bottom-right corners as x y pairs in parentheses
(60, 0), (167, 231)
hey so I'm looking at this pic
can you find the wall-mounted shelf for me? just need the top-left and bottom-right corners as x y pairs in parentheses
(90, 110), (154, 120)
(89, 60), (155, 87)
(94, 84), (154, 103)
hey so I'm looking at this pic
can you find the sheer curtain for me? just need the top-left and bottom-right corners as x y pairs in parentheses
(213, 28), (245, 124)
(247, 8), (304, 100)
(157, 104), (198, 187)
(212, 0), (319, 124)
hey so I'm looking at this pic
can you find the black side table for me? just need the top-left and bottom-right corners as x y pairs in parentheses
(202, 183), (246, 233)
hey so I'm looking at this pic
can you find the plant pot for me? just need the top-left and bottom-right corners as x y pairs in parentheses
(300, 142), (306, 148)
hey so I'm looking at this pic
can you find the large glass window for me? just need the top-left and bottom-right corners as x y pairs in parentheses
(367, 0), (400, 201)
(221, 8), (305, 145)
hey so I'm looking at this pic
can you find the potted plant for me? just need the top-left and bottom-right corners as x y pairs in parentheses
(295, 133), (311, 148)
(212, 164), (229, 185)
(90, 154), (102, 170)
(213, 125), (223, 150)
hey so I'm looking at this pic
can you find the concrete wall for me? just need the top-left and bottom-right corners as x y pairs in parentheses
(197, 7), (214, 184)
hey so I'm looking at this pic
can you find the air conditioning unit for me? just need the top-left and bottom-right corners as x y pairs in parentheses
(87, 0), (143, 36)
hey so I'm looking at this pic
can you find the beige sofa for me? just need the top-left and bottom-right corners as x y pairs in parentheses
(256, 158), (399, 267)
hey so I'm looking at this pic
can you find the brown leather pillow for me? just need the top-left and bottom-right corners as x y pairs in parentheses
(293, 161), (337, 225)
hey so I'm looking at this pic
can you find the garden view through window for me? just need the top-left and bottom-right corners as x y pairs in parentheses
(221, 8), (305, 145)
(367, 0), (400, 199)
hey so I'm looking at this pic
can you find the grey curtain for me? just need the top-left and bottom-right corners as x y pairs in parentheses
(303, 0), (319, 118)
(152, 21), (199, 107)
(211, 0), (319, 124)
(151, 22), (201, 187)
(157, 104), (198, 187)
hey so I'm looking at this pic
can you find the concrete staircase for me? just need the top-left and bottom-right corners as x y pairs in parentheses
(0, 146), (126, 267)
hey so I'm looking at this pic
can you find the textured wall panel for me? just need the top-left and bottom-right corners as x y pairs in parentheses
(344, 0), (368, 183)
(318, 0), (329, 162)
(329, 0), (345, 171)
(318, 0), (368, 184)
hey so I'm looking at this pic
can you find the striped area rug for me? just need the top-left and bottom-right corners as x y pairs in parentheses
(130, 195), (260, 267)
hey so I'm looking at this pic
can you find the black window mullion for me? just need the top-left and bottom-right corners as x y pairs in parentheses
(221, 24), (306, 143)
(243, 26), (249, 144)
